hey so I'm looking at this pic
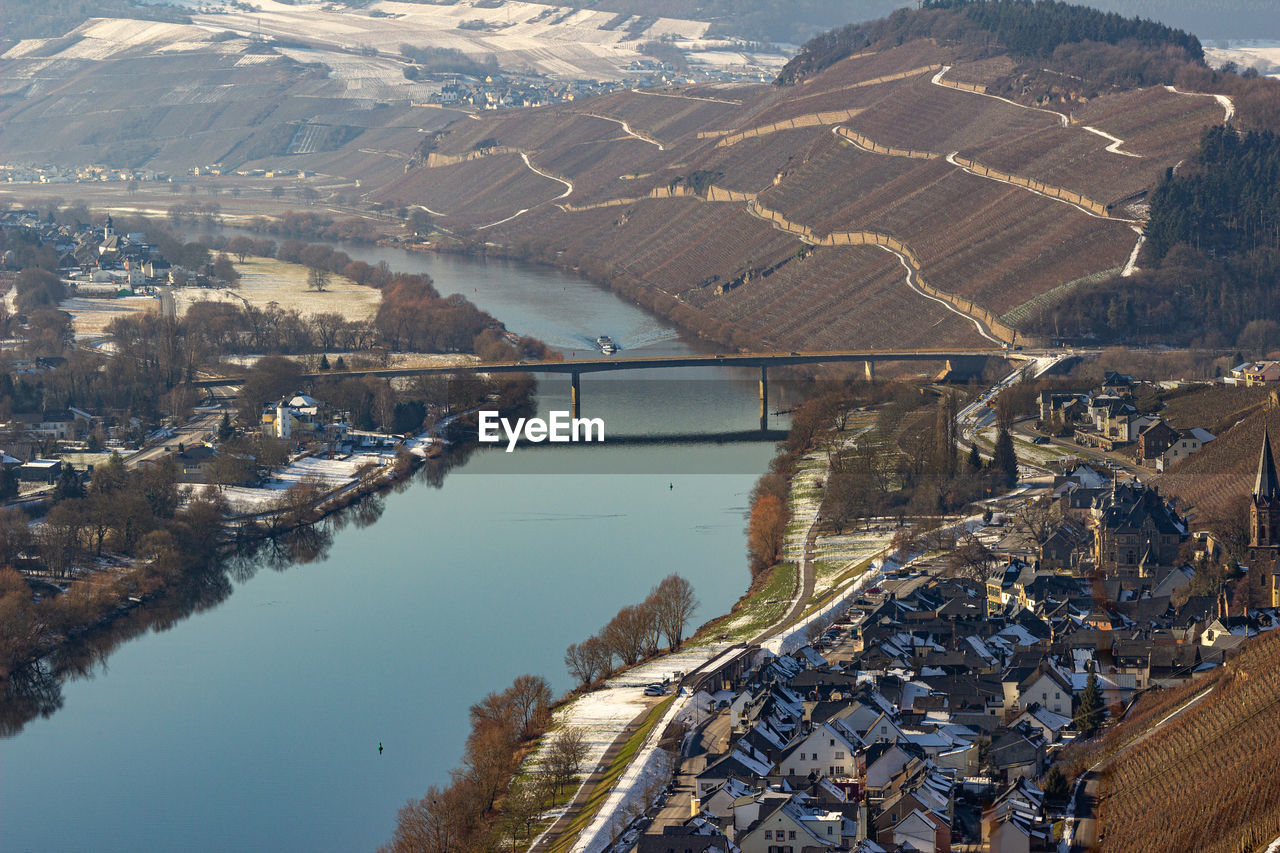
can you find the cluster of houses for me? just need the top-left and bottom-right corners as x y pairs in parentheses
(1, 210), (186, 294)
(0, 163), (177, 185)
(424, 57), (766, 111)
(1038, 372), (1215, 470)
(431, 74), (632, 109)
(632, 436), (1280, 853)
(1225, 360), (1280, 386)
(0, 162), (314, 185)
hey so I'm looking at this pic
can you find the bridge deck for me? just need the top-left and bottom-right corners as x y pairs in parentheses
(193, 349), (1016, 387)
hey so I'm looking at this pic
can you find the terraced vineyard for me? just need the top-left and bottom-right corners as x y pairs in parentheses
(387, 36), (1230, 352)
(1157, 400), (1276, 522)
(1096, 628), (1280, 853)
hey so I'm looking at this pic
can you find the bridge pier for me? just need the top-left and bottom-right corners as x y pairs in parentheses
(759, 365), (768, 432)
(864, 360), (876, 383)
(570, 372), (580, 419)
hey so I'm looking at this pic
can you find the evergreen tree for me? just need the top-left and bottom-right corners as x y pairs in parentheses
(217, 412), (234, 442)
(53, 464), (84, 502)
(319, 353), (331, 371)
(993, 426), (1018, 489)
(1075, 672), (1105, 737)
(335, 355), (347, 371)
(1043, 765), (1070, 799)
(967, 442), (983, 470)
(0, 465), (17, 500)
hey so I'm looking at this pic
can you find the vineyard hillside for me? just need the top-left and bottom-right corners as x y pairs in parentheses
(1156, 391), (1277, 523)
(1095, 627), (1280, 853)
(380, 23), (1233, 352)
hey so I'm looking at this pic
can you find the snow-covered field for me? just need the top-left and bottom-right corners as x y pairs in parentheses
(1206, 44), (1280, 79)
(186, 0), (709, 81)
(173, 257), (382, 322)
(61, 295), (157, 337)
(535, 642), (737, 853)
(3, 19), (239, 62)
(195, 453), (387, 512)
(533, 643), (732, 780)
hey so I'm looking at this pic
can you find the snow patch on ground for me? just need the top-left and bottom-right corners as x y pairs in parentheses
(193, 453), (391, 512)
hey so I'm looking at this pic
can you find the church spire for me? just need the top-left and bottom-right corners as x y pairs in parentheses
(1255, 427), (1280, 503)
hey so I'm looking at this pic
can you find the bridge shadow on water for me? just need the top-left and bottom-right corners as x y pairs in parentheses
(504, 428), (789, 448)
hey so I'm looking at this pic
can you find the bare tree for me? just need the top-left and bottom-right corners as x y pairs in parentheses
(307, 266), (331, 292)
(499, 774), (549, 849)
(384, 783), (473, 853)
(460, 722), (516, 812)
(947, 532), (1000, 581)
(651, 573), (698, 650)
(1015, 497), (1059, 560)
(602, 605), (648, 666)
(544, 726), (589, 797)
(582, 635), (614, 680)
(564, 641), (596, 687)
(506, 673), (551, 739)
(639, 595), (664, 658)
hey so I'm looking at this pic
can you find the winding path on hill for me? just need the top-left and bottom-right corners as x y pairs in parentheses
(931, 65), (1070, 127)
(710, 107), (865, 148)
(1081, 125), (1141, 157)
(1120, 227), (1145, 277)
(580, 112), (666, 150)
(742, 200), (1012, 345)
(943, 151), (1131, 221)
(1164, 84), (1235, 123)
(878, 245), (1005, 346)
(628, 88), (741, 106)
(473, 152), (574, 230)
(831, 124), (940, 160)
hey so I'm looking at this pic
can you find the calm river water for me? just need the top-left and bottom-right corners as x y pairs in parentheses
(0, 248), (788, 852)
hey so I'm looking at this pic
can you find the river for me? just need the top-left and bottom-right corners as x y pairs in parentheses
(0, 248), (790, 852)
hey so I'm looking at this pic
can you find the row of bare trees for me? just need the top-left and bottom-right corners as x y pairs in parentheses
(564, 573), (699, 688)
(382, 673), (593, 853)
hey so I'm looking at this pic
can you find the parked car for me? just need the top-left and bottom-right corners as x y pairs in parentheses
(643, 685), (665, 696)
(1032, 435), (1051, 445)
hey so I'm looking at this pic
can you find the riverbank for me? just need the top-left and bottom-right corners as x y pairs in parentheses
(518, 411), (903, 853)
(3, 200), (788, 853)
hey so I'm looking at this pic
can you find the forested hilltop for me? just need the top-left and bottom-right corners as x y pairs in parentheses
(777, 0), (1205, 100)
(1027, 121), (1280, 349)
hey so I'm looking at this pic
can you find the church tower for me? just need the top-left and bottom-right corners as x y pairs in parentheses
(1250, 428), (1280, 548)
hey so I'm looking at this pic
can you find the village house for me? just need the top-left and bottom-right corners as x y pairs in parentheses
(262, 394), (328, 440)
(1227, 361), (1280, 386)
(1135, 419), (1179, 466)
(1092, 483), (1186, 576)
(1156, 428), (1214, 472)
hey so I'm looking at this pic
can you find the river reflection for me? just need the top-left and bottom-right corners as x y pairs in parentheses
(1, 249), (786, 853)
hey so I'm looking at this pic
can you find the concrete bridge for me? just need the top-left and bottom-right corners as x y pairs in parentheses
(195, 348), (1020, 430)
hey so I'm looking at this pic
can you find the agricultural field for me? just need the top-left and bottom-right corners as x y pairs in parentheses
(1157, 383), (1272, 436)
(420, 36), (1221, 350)
(60, 295), (159, 339)
(383, 152), (566, 226)
(1096, 628), (1280, 853)
(174, 257), (382, 322)
(583, 89), (746, 145)
(193, 0), (709, 80)
(842, 74), (1060, 159)
(1156, 397), (1275, 521)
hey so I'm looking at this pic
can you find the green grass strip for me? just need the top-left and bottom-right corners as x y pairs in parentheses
(545, 695), (676, 853)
